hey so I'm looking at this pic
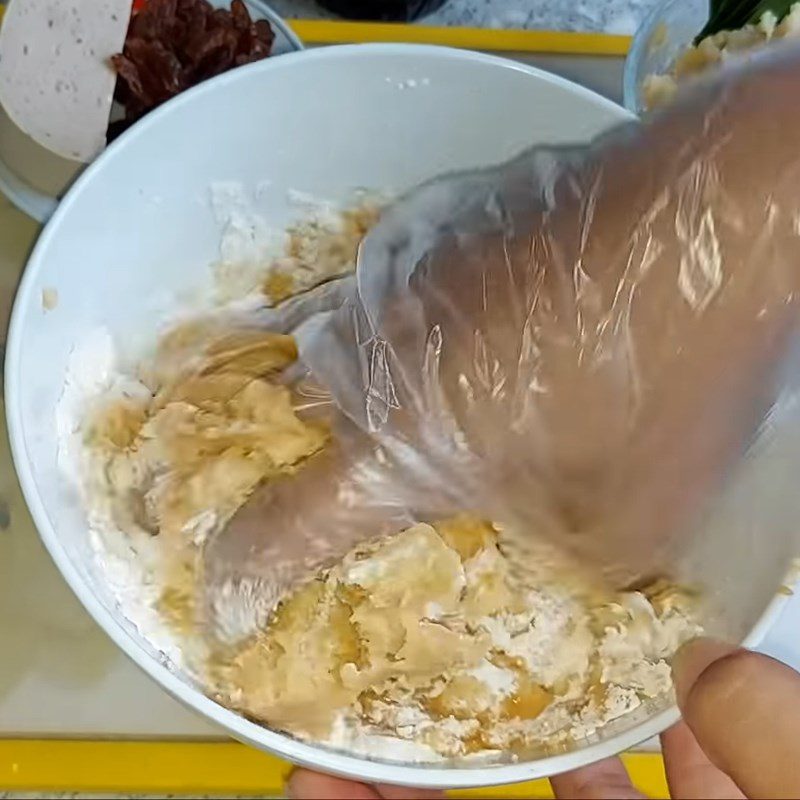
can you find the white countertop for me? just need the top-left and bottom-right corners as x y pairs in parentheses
(270, 0), (660, 35)
(0, 49), (798, 741)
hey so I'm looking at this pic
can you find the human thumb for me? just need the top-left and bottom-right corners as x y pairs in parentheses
(673, 637), (800, 799)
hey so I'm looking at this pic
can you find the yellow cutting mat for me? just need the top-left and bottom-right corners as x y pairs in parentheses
(0, 10), (645, 796)
(0, 740), (666, 796)
(290, 19), (631, 54)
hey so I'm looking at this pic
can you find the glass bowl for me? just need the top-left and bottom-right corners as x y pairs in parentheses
(623, 0), (709, 114)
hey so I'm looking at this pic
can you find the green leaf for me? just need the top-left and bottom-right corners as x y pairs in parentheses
(694, 0), (795, 42)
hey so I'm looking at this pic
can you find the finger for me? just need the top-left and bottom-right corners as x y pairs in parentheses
(673, 637), (800, 799)
(374, 783), (446, 799)
(287, 769), (382, 799)
(661, 721), (744, 799)
(550, 756), (646, 799)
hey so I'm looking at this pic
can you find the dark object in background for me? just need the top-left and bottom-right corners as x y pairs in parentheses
(314, 0), (447, 21)
(109, 0), (274, 140)
(695, 0), (794, 41)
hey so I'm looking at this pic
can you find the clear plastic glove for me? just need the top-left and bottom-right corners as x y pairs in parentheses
(204, 46), (800, 639)
(302, 46), (800, 574)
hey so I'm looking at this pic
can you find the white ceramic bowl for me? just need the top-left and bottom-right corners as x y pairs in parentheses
(6, 44), (798, 789)
(0, 0), (303, 223)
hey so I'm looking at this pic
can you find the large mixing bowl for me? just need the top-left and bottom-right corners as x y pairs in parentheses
(6, 44), (798, 789)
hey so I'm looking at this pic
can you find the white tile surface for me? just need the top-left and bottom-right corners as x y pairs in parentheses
(269, 0), (660, 35)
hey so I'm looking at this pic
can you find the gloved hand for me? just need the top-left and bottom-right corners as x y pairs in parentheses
(206, 46), (800, 637)
(298, 45), (800, 579)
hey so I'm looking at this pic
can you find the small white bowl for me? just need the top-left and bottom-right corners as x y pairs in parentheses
(6, 44), (797, 789)
(0, 0), (302, 222)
